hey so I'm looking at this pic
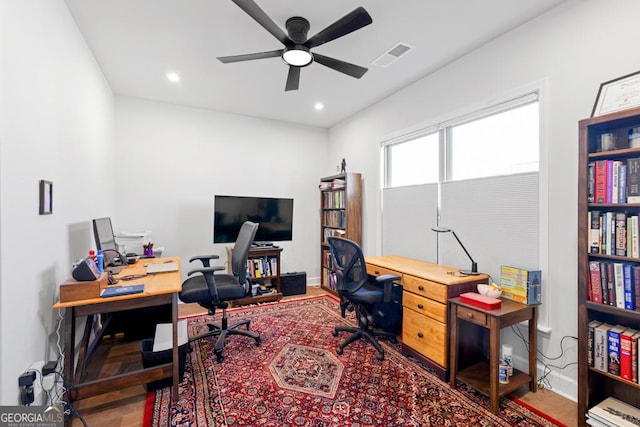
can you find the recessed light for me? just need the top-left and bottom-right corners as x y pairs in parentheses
(314, 102), (324, 111)
(166, 72), (181, 83)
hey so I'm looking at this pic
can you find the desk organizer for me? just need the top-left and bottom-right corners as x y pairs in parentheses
(460, 292), (502, 310)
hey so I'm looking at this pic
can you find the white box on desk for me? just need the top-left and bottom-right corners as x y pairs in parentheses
(115, 230), (151, 255)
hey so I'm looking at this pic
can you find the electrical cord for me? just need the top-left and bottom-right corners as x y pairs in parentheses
(510, 323), (578, 390)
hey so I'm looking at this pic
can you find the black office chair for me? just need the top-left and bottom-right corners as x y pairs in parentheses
(179, 221), (261, 362)
(327, 237), (400, 361)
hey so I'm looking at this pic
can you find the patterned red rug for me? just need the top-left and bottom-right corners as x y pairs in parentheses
(144, 295), (563, 426)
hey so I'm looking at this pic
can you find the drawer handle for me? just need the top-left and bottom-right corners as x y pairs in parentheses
(467, 313), (474, 319)
(417, 332), (424, 338)
(374, 270), (380, 275)
(418, 285), (424, 291)
(417, 304), (424, 309)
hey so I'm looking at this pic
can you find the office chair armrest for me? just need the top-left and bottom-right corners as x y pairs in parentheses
(374, 274), (401, 303)
(189, 254), (220, 268)
(187, 265), (226, 276)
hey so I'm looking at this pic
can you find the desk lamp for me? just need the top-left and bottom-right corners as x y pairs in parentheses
(431, 226), (479, 275)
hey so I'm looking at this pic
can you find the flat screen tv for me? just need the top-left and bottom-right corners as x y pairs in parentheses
(214, 195), (294, 244)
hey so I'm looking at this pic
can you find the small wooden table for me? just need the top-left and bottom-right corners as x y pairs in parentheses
(53, 257), (182, 426)
(449, 296), (538, 414)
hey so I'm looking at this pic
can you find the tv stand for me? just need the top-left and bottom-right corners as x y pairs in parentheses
(225, 246), (283, 307)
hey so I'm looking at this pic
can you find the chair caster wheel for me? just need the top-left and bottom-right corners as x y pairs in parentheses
(215, 352), (224, 363)
(336, 347), (343, 355)
(332, 330), (339, 337)
(388, 336), (398, 344)
(376, 352), (384, 361)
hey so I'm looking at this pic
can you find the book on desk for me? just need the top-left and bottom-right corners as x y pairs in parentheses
(100, 284), (144, 298)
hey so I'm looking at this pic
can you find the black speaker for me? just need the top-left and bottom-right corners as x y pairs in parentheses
(280, 272), (306, 296)
(72, 257), (101, 281)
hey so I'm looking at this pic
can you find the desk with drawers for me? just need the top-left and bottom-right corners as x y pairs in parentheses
(366, 255), (489, 380)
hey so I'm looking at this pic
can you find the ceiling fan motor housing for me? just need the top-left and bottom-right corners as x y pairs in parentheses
(286, 17), (310, 44)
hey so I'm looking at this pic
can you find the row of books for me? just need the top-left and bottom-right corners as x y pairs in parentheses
(588, 158), (640, 204)
(588, 261), (638, 310)
(589, 210), (639, 257)
(323, 270), (337, 291)
(322, 190), (345, 209)
(323, 227), (345, 243)
(319, 179), (346, 191)
(321, 249), (333, 270)
(246, 256), (278, 279)
(587, 396), (640, 427)
(588, 321), (640, 383)
(322, 210), (346, 228)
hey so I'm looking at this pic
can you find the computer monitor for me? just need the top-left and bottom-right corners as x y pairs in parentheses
(92, 217), (117, 251)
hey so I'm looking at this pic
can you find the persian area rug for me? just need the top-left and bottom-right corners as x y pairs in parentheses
(144, 295), (562, 426)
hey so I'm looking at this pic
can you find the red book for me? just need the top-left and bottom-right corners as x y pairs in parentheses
(620, 328), (637, 381)
(589, 261), (602, 303)
(632, 331), (640, 383)
(594, 160), (607, 204)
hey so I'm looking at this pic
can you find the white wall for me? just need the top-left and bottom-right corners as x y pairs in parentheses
(0, 1), (116, 404)
(328, 0), (640, 401)
(114, 97), (329, 282)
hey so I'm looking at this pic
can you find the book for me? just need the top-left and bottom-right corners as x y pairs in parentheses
(589, 261), (602, 303)
(614, 263), (625, 309)
(594, 160), (607, 204)
(623, 263), (635, 311)
(606, 262), (615, 306)
(632, 215), (640, 258)
(593, 323), (610, 372)
(620, 328), (638, 381)
(615, 212), (627, 256)
(590, 210), (602, 254)
(599, 261), (609, 305)
(619, 163), (627, 202)
(606, 160), (613, 204)
(588, 161), (595, 203)
(608, 324), (626, 376)
(634, 265), (640, 312)
(627, 157), (640, 203)
(632, 330), (640, 383)
(588, 320), (602, 367)
(589, 397), (640, 427)
(100, 284), (144, 298)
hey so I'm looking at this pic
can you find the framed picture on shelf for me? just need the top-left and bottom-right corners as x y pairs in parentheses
(39, 180), (52, 215)
(592, 70), (640, 117)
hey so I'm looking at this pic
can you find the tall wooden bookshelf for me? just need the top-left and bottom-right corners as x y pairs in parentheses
(578, 106), (640, 426)
(319, 173), (362, 294)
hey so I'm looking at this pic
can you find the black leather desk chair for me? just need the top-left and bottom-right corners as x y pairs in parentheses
(179, 221), (261, 362)
(328, 237), (400, 361)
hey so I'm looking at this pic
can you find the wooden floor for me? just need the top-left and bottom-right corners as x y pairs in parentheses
(71, 286), (577, 426)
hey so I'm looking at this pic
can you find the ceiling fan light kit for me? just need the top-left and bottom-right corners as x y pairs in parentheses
(218, 0), (373, 91)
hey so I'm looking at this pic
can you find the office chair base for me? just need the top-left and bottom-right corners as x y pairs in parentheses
(333, 325), (397, 361)
(192, 318), (260, 363)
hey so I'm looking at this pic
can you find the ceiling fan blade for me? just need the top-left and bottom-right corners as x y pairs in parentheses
(217, 49), (283, 63)
(305, 7), (372, 49)
(313, 53), (368, 79)
(285, 66), (301, 91)
(232, 0), (292, 45)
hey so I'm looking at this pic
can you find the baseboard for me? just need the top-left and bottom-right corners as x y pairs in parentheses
(512, 354), (577, 402)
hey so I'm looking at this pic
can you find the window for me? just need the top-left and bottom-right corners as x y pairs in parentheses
(385, 133), (439, 187)
(383, 93), (539, 187)
(447, 102), (539, 181)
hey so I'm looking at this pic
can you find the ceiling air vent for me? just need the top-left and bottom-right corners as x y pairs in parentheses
(371, 42), (414, 68)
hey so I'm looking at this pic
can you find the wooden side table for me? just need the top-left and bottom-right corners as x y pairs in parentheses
(449, 296), (538, 414)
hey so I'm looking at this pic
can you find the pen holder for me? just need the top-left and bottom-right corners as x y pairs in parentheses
(144, 248), (153, 256)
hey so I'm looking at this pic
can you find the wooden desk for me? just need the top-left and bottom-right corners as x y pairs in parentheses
(53, 256), (182, 426)
(365, 255), (489, 380)
(449, 297), (537, 414)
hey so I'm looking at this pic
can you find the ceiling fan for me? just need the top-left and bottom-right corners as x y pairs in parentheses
(217, 0), (373, 91)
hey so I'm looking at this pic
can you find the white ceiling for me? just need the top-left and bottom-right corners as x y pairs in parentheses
(64, 0), (566, 128)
